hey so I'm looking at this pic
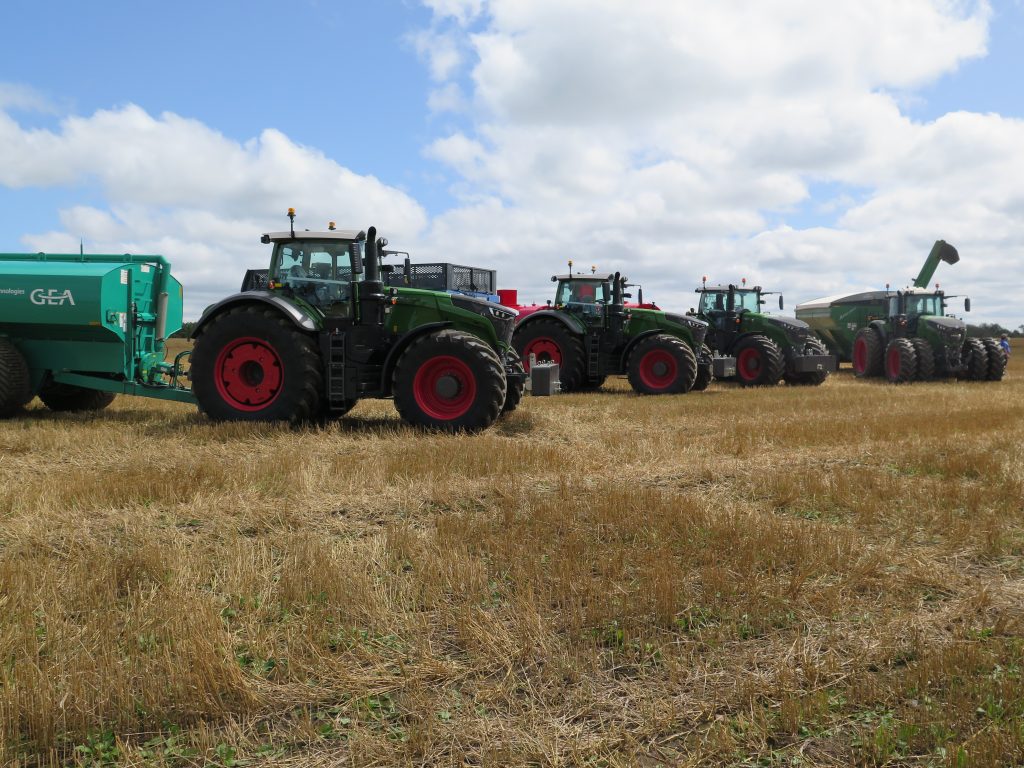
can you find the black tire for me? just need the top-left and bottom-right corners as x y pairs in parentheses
(691, 344), (713, 392)
(962, 338), (988, 381)
(626, 334), (697, 395)
(884, 338), (917, 383)
(783, 338), (830, 386)
(910, 338), (934, 381)
(982, 338), (1006, 381)
(38, 383), (116, 412)
(513, 319), (587, 392)
(393, 329), (505, 432)
(0, 338), (31, 418)
(191, 305), (323, 422)
(501, 353), (526, 414)
(733, 334), (785, 387)
(852, 327), (883, 378)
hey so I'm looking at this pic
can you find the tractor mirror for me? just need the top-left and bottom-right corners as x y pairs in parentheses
(349, 242), (363, 274)
(964, 297), (971, 312)
(623, 292), (632, 299)
(380, 264), (395, 274)
(779, 295), (784, 310)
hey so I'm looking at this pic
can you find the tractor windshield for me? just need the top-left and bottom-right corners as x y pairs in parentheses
(902, 293), (943, 317)
(273, 239), (361, 307)
(556, 279), (610, 307)
(732, 289), (761, 312)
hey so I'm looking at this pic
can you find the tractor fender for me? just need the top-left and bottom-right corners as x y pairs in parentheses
(514, 309), (587, 336)
(868, 319), (889, 346)
(190, 291), (318, 338)
(379, 322), (453, 396)
(618, 329), (688, 369)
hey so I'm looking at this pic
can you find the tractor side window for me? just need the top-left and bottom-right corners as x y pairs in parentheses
(701, 292), (725, 313)
(274, 241), (357, 308)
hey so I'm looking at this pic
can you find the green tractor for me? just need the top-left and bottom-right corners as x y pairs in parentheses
(505, 264), (727, 394)
(190, 210), (526, 431)
(690, 279), (837, 386)
(795, 240), (1005, 383)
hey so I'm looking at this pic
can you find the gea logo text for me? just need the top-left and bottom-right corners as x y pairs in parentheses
(30, 289), (76, 306)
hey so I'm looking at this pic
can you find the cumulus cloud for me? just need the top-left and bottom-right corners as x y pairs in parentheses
(411, 0), (1024, 325)
(0, 105), (427, 315)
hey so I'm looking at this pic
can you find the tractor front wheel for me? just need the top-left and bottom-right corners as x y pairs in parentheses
(513, 319), (587, 391)
(38, 383), (116, 412)
(783, 338), (830, 386)
(852, 327), (883, 378)
(0, 338), (31, 418)
(191, 306), (323, 422)
(626, 334), (697, 395)
(393, 330), (506, 432)
(961, 338), (989, 381)
(733, 335), (785, 387)
(910, 338), (935, 381)
(981, 337), (1007, 381)
(691, 344), (713, 391)
(884, 338), (917, 383)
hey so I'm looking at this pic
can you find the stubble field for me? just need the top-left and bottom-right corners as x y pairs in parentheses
(0, 340), (1022, 767)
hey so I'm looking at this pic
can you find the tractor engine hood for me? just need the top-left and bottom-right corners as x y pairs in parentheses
(921, 315), (966, 343)
(765, 315), (812, 342)
(450, 294), (518, 344)
(665, 312), (709, 346)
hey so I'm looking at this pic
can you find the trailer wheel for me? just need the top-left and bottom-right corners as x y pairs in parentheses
(884, 338), (917, 383)
(783, 339), (830, 386)
(393, 329), (505, 432)
(691, 344), (713, 392)
(626, 334), (697, 395)
(962, 338), (989, 381)
(38, 383), (116, 412)
(982, 337), (1007, 381)
(910, 338), (935, 381)
(733, 334), (784, 387)
(852, 327), (883, 378)
(501, 352), (526, 414)
(0, 338), (31, 418)
(513, 319), (587, 392)
(191, 306), (322, 422)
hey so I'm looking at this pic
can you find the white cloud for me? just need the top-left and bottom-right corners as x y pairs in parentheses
(409, 0), (1024, 325)
(0, 105), (428, 316)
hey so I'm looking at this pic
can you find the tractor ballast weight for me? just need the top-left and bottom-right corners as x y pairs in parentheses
(190, 215), (526, 432)
(795, 240), (1004, 384)
(690, 282), (837, 387)
(503, 269), (722, 394)
(0, 252), (194, 417)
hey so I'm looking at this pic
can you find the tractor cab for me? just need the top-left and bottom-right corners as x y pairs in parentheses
(553, 275), (612, 323)
(267, 231), (365, 315)
(695, 282), (780, 351)
(890, 290), (944, 320)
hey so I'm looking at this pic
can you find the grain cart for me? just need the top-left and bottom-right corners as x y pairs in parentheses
(0, 252), (192, 417)
(690, 279), (836, 386)
(190, 211), (525, 431)
(501, 263), (724, 394)
(795, 240), (1005, 383)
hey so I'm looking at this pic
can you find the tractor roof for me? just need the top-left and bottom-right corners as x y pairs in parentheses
(262, 229), (365, 243)
(697, 284), (758, 292)
(552, 274), (609, 281)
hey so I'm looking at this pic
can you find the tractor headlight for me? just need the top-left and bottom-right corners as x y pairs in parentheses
(451, 295), (517, 343)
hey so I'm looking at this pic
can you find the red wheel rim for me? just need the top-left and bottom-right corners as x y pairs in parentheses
(214, 337), (284, 411)
(639, 349), (678, 389)
(522, 337), (561, 371)
(413, 355), (477, 420)
(852, 338), (867, 374)
(737, 347), (762, 382)
(886, 346), (901, 378)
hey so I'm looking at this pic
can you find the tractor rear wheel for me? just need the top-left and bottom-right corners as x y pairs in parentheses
(393, 329), (506, 432)
(982, 337), (1007, 381)
(0, 338), (31, 418)
(691, 344), (713, 391)
(783, 338), (830, 386)
(501, 352), (526, 413)
(38, 383), (116, 412)
(852, 327), (883, 378)
(191, 306), (323, 422)
(910, 338), (934, 381)
(626, 334), (697, 395)
(733, 335), (785, 387)
(884, 338), (917, 383)
(513, 319), (586, 392)
(962, 338), (989, 381)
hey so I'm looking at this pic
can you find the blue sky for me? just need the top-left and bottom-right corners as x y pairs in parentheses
(1, 0), (1022, 324)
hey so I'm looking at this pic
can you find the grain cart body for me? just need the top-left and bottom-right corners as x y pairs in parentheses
(0, 253), (194, 411)
(795, 290), (891, 361)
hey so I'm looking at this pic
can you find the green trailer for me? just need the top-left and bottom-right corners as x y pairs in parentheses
(795, 241), (1005, 383)
(0, 252), (193, 416)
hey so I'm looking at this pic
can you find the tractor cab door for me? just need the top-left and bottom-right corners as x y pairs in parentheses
(699, 290), (736, 351)
(275, 240), (360, 321)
